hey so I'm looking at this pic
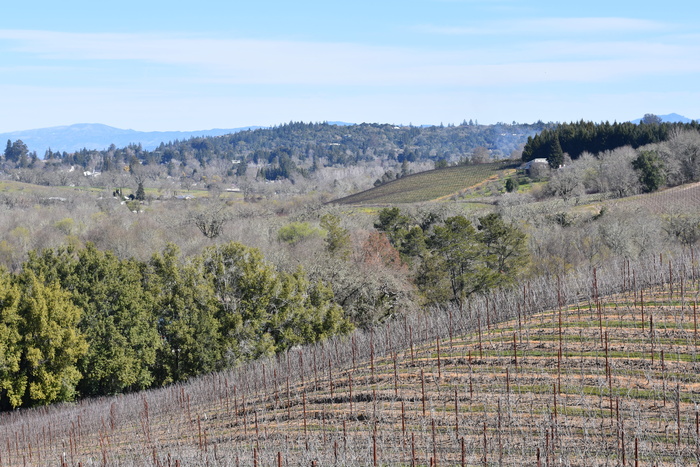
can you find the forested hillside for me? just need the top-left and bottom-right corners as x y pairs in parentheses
(5, 121), (547, 177)
(522, 119), (700, 168)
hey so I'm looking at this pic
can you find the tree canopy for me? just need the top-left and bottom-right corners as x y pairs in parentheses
(0, 241), (353, 409)
(375, 208), (529, 307)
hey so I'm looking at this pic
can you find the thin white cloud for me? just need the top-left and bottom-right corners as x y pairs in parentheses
(431, 0), (509, 2)
(0, 29), (698, 89)
(417, 17), (672, 36)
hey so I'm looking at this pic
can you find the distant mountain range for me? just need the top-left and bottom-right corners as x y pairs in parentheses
(0, 115), (695, 155)
(629, 113), (695, 124)
(0, 123), (262, 154)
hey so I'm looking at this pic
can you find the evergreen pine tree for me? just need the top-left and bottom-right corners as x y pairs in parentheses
(135, 182), (146, 201)
(547, 136), (564, 168)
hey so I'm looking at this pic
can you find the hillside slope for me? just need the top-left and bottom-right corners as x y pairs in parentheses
(1, 252), (698, 465)
(333, 162), (513, 205)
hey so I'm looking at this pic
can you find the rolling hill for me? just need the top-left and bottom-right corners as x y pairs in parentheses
(332, 162), (515, 205)
(1, 252), (697, 465)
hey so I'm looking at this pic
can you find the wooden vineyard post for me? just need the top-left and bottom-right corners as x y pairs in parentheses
(262, 364), (267, 398)
(476, 312), (483, 359)
(421, 369), (427, 417)
(393, 353), (399, 398)
(641, 288), (645, 332)
(506, 368), (510, 395)
(486, 296), (491, 331)
(352, 335), (356, 370)
(593, 267), (598, 303)
(303, 390), (310, 451)
(411, 433), (416, 467)
(242, 392), (248, 435)
(373, 427), (378, 467)
(224, 378), (231, 415)
(454, 388), (459, 436)
(469, 366), (474, 401)
(286, 377), (291, 419)
(694, 300), (698, 345)
(482, 422), (488, 466)
(302, 391), (307, 437)
(449, 307), (454, 348)
(370, 329), (375, 383)
(696, 411), (700, 461)
(436, 337), (442, 380)
(621, 414), (626, 466)
(677, 383), (681, 447)
(197, 417), (203, 450)
(662, 348), (666, 407)
(553, 383), (558, 424)
(401, 400), (406, 438)
(431, 418), (438, 467)
(650, 315), (655, 365)
(299, 351), (304, 387)
(598, 302), (604, 349)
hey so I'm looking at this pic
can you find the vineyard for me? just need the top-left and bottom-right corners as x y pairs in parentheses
(1, 252), (699, 466)
(332, 163), (512, 205)
(615, 181), (700, 214)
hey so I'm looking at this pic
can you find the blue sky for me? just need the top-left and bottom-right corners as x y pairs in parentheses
(1, 0), (698, 132)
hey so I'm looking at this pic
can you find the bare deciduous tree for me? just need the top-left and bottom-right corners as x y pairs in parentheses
(663, 128), (700, 185)
(546, 167), (584, 201)
(189, 203), (231, 239)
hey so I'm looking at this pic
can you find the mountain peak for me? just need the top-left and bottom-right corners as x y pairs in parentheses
(631, 113), (695, 124)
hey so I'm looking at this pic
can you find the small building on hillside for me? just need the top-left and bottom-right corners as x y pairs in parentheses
(520, 158), (549, 175)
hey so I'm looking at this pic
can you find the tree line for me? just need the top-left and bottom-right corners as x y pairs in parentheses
(538, 125), (700, 201)
(522, 119), (700, 168)
(0, 242), (352, 409)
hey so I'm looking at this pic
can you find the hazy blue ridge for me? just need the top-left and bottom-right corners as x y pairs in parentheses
(1, 116), (696, 155)
(0, 123), (263, 154)
(629, 113), (695, 124)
